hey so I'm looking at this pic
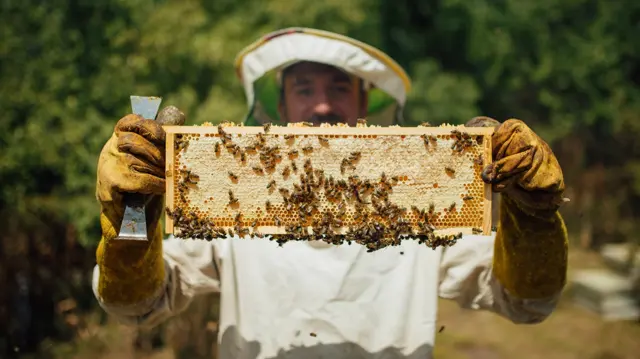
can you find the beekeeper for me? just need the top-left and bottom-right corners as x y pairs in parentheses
(93, 28), (568, 358)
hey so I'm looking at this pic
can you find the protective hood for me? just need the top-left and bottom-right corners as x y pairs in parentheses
(234, 28), (412, 126)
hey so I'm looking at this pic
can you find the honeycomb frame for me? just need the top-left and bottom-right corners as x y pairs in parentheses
(164, 123), (494, 249)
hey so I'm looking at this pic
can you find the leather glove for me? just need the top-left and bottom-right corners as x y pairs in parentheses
(95, 114), (169, 307)
(466, 117), (568, 299)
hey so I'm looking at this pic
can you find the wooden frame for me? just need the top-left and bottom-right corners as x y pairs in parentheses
(165, 124), (493, 244)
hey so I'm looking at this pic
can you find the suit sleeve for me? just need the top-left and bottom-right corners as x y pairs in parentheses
(437, 231), (563, 324)
(92, 237), (224, 329)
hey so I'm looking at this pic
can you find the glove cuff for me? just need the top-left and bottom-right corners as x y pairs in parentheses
(96, 195), (166, 305)
(492, 195), (568, 299)
(501, 188), (565, 220)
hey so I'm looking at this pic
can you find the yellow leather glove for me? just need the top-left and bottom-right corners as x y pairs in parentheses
(466, 117), (568, 299)
(95, 114), (168, 306)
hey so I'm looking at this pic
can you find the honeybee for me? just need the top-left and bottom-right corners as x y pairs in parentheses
(187, 172), (199, 184)
(444, 167), (455, 176)
(472, 227), (483, 234)
(256, 132), (266, 144)
(284, 134), (295, 141)
(228, 190), (238, 206)
(267, 180), (276, 191)
(291, 161), (298, 172)
(265, 200), (272, 212)
(214, 142), (221, 155)
(357, 119), (367, 126)
(278, 188), (290, 198)
(282, 166), (291, 178)
(448, 202), (456, 211)
(263, 122), (272, 133)
(318, 136), (329, 145)
(340, 158), (349, 175)
(228, 171), (238, 182)
(463, 195), (474, 201)
(252, 166), (264, 175)
(232, 146), (241, 157)
(176, 138), (189, 151)
(273, 216), (282, 226)
(217, 124), (227, 137)
(302, 146), (313, 154)
(179, 168), (190, 178)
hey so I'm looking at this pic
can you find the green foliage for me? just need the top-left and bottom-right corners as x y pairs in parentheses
(405, 60), (481, 125)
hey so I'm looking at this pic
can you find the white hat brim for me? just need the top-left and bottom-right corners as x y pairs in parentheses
(235, 28), (412, 109)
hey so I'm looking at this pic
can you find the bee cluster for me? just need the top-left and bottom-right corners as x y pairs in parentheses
(168, 123), (489, 252)
(450, 129), (478, 153)
(267, 156), (464, 251)
(176, 169), (199, 203)
(166, 206), (228, 239)
(340, 151), (361, 175)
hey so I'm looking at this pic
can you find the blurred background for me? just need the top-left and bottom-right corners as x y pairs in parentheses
(1, 0), (639, 358)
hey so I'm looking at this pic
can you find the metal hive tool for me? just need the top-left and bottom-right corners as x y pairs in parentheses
(115, 96), (186, 241)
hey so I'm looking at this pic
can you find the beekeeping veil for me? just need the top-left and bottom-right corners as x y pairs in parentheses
(234, 28), (412, 126)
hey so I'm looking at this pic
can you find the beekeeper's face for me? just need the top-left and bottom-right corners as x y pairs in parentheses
(279, 62), (367, 126)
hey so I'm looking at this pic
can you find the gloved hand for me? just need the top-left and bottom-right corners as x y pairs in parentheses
(95, 113), (170, 306)
(466, 117), (568, 299)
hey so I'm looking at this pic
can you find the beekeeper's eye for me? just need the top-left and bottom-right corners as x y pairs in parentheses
(295, 87), (313, 96)
(331, 84), (352, 94)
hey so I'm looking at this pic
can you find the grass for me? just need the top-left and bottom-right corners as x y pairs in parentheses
(30, 247), (640, 359)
